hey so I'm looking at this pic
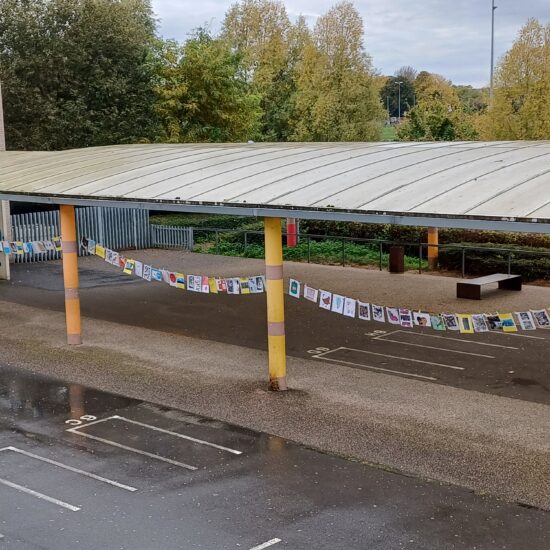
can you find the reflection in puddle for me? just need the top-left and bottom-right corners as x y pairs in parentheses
(0, 367), (139, 420)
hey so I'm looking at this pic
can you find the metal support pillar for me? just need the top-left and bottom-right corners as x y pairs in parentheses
(428, 227), (439, 270)
(60, 205), (82, 345)
(286, 217), (297, 248)
(0, 201), (10, 280)
(264, 217), (287, 391)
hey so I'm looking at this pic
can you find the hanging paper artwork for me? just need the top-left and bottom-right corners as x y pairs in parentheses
(87, 239), (96, 255)
(44, 240), (56, 252)
(357, 302), (371, 321)
(123, 259), (135, 275)
(23, 242), (33, 254)
(151, 268), (163, 282)
(471, 314), (489, 333)
(515, 311), (536, 331)
(413, 311), (431, 327)
(531, 309), (550, 328)
(372, 305), (385, 323)
(288, 279), (301, 298)
(331, 294), (345, 314)
(32, 241), (46, 254)
(216, 278), (227, 293)
(399, 308), (413, 328)
(142, 265), (152, 282)
(303, 285), (319, 303)
(430, 315), (446, 331)
(343, 298), (356, 318)
(52, 237), (62, 252)
(386, 307), (400, 325)
(134, 261), (143, 278)
(1, 241), (10, 254)
(209, 277), (218, 293)
(239, 277), (250, 294)
(485, 314), (502, 331)
(176, 273), (186, 290)
(499, 313), (517, 332)
(95, 245), (106, 259)
(168, 272), (178, 287)
(442, 314), (459, 331)
(319, 290), (332, 310)
(457, 314), (474, 334)
(227, 278), (241, 295)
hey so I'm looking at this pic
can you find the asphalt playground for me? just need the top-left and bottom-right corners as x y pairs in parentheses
(1, 254), (549, 405)
(1, 366), (550, 550)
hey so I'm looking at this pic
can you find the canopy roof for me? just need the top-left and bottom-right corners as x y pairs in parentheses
(1, 141), (550, 233)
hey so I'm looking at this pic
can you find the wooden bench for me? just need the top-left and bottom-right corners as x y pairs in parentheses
(456, 273), (522, 300)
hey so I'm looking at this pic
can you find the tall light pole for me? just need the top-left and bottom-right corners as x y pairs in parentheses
(0, 80), (11, 281)
(397, 81), (403, 121)
(490, 0), (498, 102)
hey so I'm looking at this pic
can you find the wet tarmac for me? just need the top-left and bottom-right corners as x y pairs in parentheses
(1, 366), (550, 550)
(1, 261), (550, 405)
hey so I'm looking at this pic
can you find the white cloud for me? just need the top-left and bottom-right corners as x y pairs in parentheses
(151, 0), (550, 86)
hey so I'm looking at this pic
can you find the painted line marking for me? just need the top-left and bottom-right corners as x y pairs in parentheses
(490, 330), (546, 340)
(0, 478), (80, 512)
(319, 346), (464, 371)
(68, 415), (241, 455)
(0, 447), (137, 492)
(65, 431), (198, 471)
(249, 538), (282, 550)
(313, 349), (437, 381)
(374, 330), (519, 350)
(371, 337), (495, 358)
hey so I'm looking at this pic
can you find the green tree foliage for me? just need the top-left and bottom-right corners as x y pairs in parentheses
(0, 0), (158, 150)
(480, 18), (550, 140)
(152, 30), (262, 142)
(380, 76), (415, 118)
(292, 1), (385, 141)
(398, 71), (478, 141)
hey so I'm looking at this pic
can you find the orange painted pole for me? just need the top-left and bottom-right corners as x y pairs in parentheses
(428, 227), (439, 270)
(60, 205), (81, 345)
(264, 217), (287, 391)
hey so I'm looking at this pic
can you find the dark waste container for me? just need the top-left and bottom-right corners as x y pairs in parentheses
(389, 246), (405, 273)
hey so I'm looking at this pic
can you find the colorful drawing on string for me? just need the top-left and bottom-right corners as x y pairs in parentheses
(399, 308), (413, 328)
(485, 314), (502, 331)
(304, 285), (319, 303)
(319, 290), (332, 311)
(499, 313), (518, 332)
(413, 312), (431, 327)
(471, 314), (489, 332)
(386, 307), (400, 325)
(372, 305), (385, 323)
(442, 314), (459, 331)
(331, 294), (345, 314)
(531, 309), (550, 328)
(289, 279), (301, 298)
(343, 298), (356, 318)
(516, 311), (536, 331)
(358, 302), (371, 321)
(430, 315), (446, 331)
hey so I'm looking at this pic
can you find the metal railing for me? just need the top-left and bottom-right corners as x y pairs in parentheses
(190, 227), (550, 279)
(4, 207), (151, 263)
(151, 225), (194, 250)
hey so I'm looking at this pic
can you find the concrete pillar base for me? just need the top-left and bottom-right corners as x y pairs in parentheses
(269, 377), (288, 392)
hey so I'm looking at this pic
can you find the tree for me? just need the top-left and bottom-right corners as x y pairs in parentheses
(0, 0), (158, 150)
(380, 76), (415, 118)
(480, 18), (550, 140)
(395, 65), (418, 82)
(152, 30), (262, 143)
(292, 2), (385, 141)
(398, 71), (478, 141)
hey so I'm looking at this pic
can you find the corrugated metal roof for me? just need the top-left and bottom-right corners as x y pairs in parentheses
(1, 141), (550, 232)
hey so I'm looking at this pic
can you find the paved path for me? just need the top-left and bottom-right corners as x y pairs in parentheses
(1, 366), (549, 550)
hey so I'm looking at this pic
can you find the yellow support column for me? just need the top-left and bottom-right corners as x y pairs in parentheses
(428, 227), (439, 270)
(264, 217), (287, 391)
(60, 205), (82, 345)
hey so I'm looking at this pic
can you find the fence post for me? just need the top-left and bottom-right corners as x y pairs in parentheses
(307, 238), (311, 263)
(244, 231), (248, 252)
(462, 248), (466, 278)
(419, 244), (423, 274)
(379, 242), (383, 271)
(341, 239), (345, 267)
(508, 251), (512, 275)
(133, 210), (138, 250)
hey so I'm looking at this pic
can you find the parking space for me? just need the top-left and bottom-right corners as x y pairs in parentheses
(2, 366), (550, 549)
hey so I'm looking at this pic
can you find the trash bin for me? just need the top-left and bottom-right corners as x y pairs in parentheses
(389, 246), (405, 273)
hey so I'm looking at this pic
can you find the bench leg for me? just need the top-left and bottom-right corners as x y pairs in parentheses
(499, 279), (522, 291)
(457, 283), (481, 300)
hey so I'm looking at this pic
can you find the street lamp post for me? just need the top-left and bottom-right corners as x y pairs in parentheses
(490, 0), (498, 102)
(397, 81), (403, 121)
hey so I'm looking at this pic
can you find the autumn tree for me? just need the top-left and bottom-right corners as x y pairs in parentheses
(0, 0), (158, 150)
(398, 72), (478, 141)
(292, 1), (385, 141)
(380, 75), (415, 118)
(480, 18), (550, 140)
(152, 30), (262, 143)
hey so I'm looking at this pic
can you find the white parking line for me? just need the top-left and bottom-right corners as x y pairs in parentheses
(314, 349), (438, 381)
(66, 431), (198, 470)
(0, 478), (80, 512)
(113, 416), (243, 455)
(374, 330), (519, 350)
(372, 337), (495, 358)
(323, 346), (464, 371)
(67, 415), (242, 455)
(0, 447), (137, 492)
(249, 538), (282, 550)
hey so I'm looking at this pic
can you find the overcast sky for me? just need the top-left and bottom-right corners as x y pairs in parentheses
(151, 0), (549, 87)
